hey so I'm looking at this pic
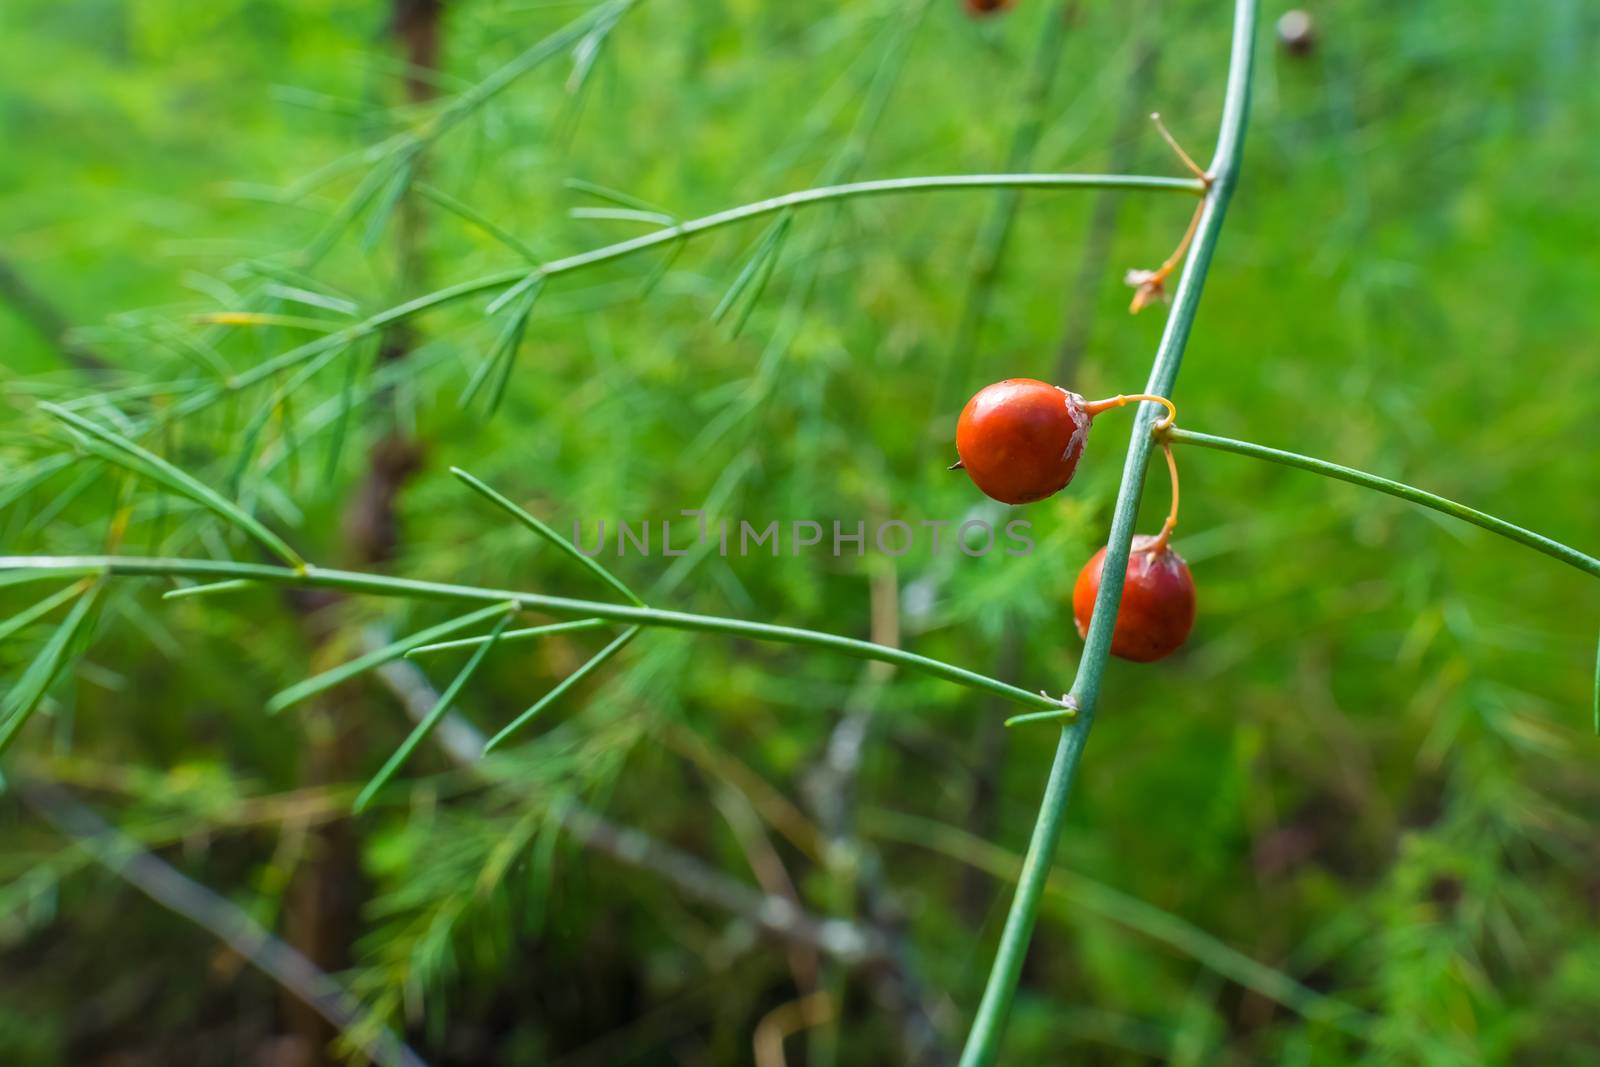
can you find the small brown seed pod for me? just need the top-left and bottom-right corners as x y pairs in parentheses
(1276, 10), (1316, 57)
(964, 0), (1017, 17)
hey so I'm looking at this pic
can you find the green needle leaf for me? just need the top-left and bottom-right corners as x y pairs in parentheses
(407, 618), (607, 657)
(0, 583), (102, 756)
(460, 281), (543, 413)
(483, 625), (639, 752)
(712, 212), (792, 333)
(563, 177), (674, 219)
(728, 215), (792, 339)
(449, 466), (642, 605)
(0, 568), (103, 593)
(322, 335), (366, 485)
(362, 155), (417, 250)
(0, 580), (91, 646)
(41, 403), (306, 570)
(0, 455), (75, 513)
(267, 602), (514, 714)
(1003, 706), (1077, 729)
(484, 270), (544, 317)
(302, 143), (415, 264)
(162, 579), (256, 601)
(414, 182), (541, 263)
(259, 281), (361, 317)
(569, 207), (675, 227)
(354, 607), (515, 813)
(638, 236), (687, 299)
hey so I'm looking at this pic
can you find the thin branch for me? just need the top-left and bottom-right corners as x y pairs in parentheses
(0, 556), (1066, 714)
(802, 567), (953, 1067)
(1165, 427), (1600, 579)
(16, 782), (429, 1067)
(710, 784), (820, 993)
(754, 991), (835, 1067)
(559, 803), (887, 965)
(658, 722), (826, 861)
(487, 173), (1200, 285)
(144, 171), (1203, 425)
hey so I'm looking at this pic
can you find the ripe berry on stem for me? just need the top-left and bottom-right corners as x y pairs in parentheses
(955, 379), (1090, 505)
(1072, 440), (1194, 662)
(953, 380), (1175, 505)
(1073, 536), (1195, 662)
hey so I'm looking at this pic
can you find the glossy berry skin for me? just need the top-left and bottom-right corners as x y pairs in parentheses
(956, 379), (1091, 505)
(1073, 536), (1195, 662)
(963, 0), (1016, 14)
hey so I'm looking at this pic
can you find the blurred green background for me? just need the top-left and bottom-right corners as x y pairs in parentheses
(3, 0), (1598, 1064)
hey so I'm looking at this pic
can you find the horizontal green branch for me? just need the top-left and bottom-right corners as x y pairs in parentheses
(531, 171), (1202, 277)
(0, 555), (1065, 715)
(172, 171), (1203, 413)
(1166, 428), (1600, 580)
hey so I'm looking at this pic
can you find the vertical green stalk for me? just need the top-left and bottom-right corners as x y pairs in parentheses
(956, 2), (1258, 1064)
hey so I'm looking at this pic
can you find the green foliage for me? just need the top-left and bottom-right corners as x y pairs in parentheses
(2, 0), (1599, 1065)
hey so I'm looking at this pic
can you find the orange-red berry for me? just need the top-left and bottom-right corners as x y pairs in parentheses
(956, 378), (1092, 505)
(1073, 536), (1195, 662)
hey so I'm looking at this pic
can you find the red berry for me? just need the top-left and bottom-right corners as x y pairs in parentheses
(963, 0), (1016, 15)
(956, 378), (1092, 505)
(1072, 536), (1195, 662)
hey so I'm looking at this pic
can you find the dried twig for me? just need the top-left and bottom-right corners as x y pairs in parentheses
(16, 781), (429, 1067)
(367, 638), (887, 966)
